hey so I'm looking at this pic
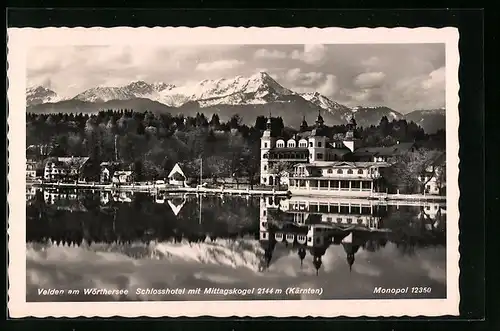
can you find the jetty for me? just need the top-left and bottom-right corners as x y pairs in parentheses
(27, 181), (446, 201)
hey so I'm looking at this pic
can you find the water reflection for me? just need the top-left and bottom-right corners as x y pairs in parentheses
(26, 187), (446, 301)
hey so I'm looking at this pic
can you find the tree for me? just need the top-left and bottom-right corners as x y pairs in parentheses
(270, 160), (294, 189)
(386, 149), (443, 194)
(205, 155), (231, 184)
(229, 114), (242, 129)
(239, 142), (260, 189)
(209, 113), (220, 128)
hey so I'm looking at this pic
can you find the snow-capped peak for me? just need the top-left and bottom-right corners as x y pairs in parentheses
(72, 80), (177, 103)
(26, 86), (64, 106)
(300, 92), (352, 117)
(158, 71), (296, 107)
(151, 81), (176, 92)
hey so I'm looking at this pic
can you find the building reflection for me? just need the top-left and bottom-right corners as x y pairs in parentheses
(258, 196), (393, 275)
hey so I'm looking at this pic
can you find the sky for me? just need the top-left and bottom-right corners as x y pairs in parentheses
(27, 43), (446, 113)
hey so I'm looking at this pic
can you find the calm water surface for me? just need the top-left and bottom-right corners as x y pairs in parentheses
(26, 188), (446, 301)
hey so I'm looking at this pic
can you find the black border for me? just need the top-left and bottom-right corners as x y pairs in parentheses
(4, 7), (489, 329)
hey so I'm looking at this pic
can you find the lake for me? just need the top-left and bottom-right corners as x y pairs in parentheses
(26, 187), (447, 301)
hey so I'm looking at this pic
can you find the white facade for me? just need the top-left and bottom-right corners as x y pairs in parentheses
(112, 171), (134, 184)
(287, 162), (389, 197)
(418, 164), (445, 195)
(26, 160), (37, 179)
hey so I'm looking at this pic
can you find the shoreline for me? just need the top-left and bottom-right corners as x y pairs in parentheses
(27, 181), (446, 201)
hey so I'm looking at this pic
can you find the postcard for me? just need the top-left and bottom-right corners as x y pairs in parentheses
(7, 26), (460, 317)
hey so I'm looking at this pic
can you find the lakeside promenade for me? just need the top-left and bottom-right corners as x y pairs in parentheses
(27, 180), (446, 202)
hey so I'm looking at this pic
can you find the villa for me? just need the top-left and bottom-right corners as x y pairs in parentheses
(259, 112), (415, 196)
(43, 156), (91, 182)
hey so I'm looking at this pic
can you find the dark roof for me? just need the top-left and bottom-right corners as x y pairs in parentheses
(353, 142), (416, 157)
(329, 148), (352, 156)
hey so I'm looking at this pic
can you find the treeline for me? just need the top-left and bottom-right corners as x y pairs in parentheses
(27, 110), (266, 184)
(26, 192), (261, 244)
(26, 110), (445, 181)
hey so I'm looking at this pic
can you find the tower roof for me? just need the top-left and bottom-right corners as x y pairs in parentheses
(315, 110), (324, 126)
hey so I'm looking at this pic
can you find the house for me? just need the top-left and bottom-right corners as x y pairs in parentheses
(100, 161), (122, 183)
(26, 160), (38, 180)
(418, 152), (446, 195)
(43, 157), (91, 182)
(112, 170), (134, 184)
(26, 144), (52, 161)
(168, 163), (190, 186)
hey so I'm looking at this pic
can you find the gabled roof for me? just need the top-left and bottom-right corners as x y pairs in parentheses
(168, 163), (186, 178)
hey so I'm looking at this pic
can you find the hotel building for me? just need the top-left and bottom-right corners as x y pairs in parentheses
(260, 112), (417, 196)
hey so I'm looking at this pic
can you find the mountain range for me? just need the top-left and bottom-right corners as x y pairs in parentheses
(26, 72), (445, 133)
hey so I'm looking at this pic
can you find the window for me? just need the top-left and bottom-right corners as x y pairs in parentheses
(357, 169), (364, 174)
(337, 169), (343, 174)
(347, 169), (353, 174)
(318, 141), (322, 147)
(357, 219), (363, 224)
(317, 153), (323, 160)
(426, 185), (431, 190)
(309, 142), (313, 147)
(327, 169), (333, 174)
(264, 142), (268, 148)
(347, 218), (353, 224)
(309, 153), (313, 158)
(337, 217), (342, 223)
(262, 177), (267, 183)
(263, 165), (267, 171)
(426, 206), (431, 210)
(327, 217), (332, 222)
(308, 237), (312, 242)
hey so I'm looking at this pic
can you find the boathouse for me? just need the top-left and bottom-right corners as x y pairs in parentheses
(168, 163), (187, 186)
